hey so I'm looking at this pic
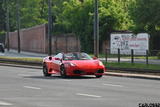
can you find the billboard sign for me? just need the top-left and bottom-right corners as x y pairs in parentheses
(110, 33), (149, 55)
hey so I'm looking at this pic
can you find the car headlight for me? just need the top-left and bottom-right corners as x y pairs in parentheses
(99, 61), (104, 66)
(70, 63), (76, 66)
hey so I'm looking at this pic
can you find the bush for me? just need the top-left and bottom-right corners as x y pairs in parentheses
(157, 52), (160, 59)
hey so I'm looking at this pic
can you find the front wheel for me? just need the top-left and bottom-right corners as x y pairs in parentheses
(95, 75), (103, 78)
(43, 64), (51, 77)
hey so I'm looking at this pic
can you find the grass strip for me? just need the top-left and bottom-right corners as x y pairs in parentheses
(104, 62), (160, 71)
(0, 56), (42, 62)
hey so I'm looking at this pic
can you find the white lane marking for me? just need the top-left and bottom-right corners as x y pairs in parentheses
(18, 74), (31, 77)
(76, 93), (102, 98)
(0, 101), (13, 106)
(103, 83), (123, 87)
(63, 80), (72, 82)
(24, 86), (41, 90)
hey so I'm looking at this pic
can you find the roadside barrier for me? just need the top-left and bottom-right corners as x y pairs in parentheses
(105, 49), (160, 65)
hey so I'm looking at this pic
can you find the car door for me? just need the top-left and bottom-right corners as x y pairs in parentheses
(54, 53), (63, 72)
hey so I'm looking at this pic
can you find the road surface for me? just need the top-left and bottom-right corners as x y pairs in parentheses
(0, 65), (160, 107)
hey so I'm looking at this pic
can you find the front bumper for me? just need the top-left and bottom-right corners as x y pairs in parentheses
(65, 66), (105, 76)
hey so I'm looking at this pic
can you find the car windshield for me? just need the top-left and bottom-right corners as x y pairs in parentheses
(63, 53), (92, 60)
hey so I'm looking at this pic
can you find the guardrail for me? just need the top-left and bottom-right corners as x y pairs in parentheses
(105, 49), (160, 65)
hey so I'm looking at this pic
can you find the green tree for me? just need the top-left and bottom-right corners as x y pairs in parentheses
(0, 1), (6, 33)
(20, 0), (47, 28)
(131, 0), (160, 32)
(1, 0), (137, 52)
(6, 0), (69, 30)
(56, 0), (134, 52)
(55, 0), (94, 52)
(130, 0), (160, 50)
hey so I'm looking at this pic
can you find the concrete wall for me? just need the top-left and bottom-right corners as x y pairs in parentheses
(53, 34), (80, 53)
(9, 24), (46, 53)
(8, 24), (80, 54)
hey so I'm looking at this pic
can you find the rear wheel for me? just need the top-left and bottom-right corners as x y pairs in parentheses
(95, 75), (103, 78)
(60, 64), (67, 78)
(43, 64), (51, 77)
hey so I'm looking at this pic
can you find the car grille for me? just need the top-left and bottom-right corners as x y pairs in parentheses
(73, 70), (84, 74)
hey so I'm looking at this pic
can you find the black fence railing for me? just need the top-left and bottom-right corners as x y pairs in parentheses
(105, 49), (160, 65)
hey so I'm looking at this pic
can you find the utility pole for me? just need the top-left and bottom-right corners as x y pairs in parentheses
(6, 0), (10, 51)
(94, 0), (99, 57)
(48, 0), (52, 56)
(16, 0), (20, 53)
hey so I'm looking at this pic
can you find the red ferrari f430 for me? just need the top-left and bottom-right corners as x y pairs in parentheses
(42, 52), (105, 78)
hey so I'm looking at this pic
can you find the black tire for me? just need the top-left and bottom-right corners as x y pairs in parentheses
(43, 64), (51, 77)
(95, 75), (103, 78)
(60, 64), (67, 78)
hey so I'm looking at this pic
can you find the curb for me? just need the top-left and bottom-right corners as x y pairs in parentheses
(104, 72), (160, 80)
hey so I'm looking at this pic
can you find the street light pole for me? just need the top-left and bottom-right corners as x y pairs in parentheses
(94, 0), (99, 57)
(48, 0), (52, 56)
(6, 0), (10, 51)
(16, 0), (20, 53)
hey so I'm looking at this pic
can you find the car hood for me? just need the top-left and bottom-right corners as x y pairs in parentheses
(69, 60), (100, 68)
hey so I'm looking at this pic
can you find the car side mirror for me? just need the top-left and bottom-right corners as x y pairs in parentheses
(93, 56), (98, 60)
(49, 56), (52, 60)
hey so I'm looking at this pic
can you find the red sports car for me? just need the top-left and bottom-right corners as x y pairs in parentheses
(42, 52), (105, 78)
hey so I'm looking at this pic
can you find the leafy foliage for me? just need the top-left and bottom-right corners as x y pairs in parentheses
(157, 52), (160, 59)
(55, 0), (134, 52)
(0, 0), (160, 52)
(0, 0), (7, 33)
(130, 0), (160, 49)
(130, 0), (160, 32)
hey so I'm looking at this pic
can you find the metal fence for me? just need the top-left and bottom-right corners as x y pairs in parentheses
(104, 49), (160, 65)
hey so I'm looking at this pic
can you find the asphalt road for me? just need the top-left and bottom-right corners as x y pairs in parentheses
(0, 65), (160, 107)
